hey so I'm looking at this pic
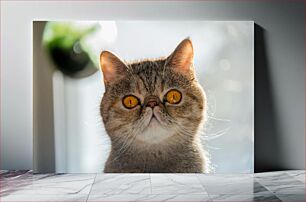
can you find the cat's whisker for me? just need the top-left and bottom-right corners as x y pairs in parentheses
(204, 144), (221, 150)
(109, 119), (144, 163)
(207, 116), (231, 122)
(111, 132), (138, 163)
(200, 128), (230, 141)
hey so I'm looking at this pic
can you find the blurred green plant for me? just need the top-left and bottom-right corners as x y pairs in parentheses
(43, 22), (100, 76)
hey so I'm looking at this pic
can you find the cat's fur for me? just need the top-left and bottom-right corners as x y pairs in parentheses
(100, 39), (207, 173)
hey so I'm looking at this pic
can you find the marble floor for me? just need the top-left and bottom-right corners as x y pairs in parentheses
(0, 170), (305, 202)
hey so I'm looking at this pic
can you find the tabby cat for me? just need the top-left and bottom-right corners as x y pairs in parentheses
(100, 38), (207, 173)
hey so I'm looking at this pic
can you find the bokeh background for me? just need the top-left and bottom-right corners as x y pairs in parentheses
(35, 21), (254, 173)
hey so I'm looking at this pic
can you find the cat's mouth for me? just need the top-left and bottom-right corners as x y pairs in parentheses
(146, 108), (164, 128)
(142, 107), (165, 130)
(148, 114), (159, 126)
(139, 107), (172, 143)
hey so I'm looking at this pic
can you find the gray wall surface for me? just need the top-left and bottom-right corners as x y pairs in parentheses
(1, 0), (304, 171)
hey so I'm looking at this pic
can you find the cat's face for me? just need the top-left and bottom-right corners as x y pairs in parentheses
(100, 39), (206, 146)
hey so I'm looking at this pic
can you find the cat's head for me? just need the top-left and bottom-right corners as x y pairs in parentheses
(100, 39), (206, 147)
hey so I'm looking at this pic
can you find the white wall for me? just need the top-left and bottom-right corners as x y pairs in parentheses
(1, 0), (304, 171)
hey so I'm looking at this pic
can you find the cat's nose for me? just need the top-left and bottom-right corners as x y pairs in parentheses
(145, 96), (160, 108)
(146, 100), (158, 108)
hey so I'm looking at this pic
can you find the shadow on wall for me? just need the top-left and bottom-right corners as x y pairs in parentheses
(254, 24), (284, 172)
(33, 21), (56, 173)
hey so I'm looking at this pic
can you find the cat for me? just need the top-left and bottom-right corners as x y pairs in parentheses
(99, 38), (208, 173)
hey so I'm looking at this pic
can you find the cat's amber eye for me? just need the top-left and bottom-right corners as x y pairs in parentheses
(122, 95), (139, 109)
(165, 89), (182, 104)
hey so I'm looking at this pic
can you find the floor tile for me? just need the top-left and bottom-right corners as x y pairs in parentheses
(210, 194), (281, 201)
(255, 171), (291, 179)
(1, 173), (52, 196)
(256, 173), (305, 195)
(1, 170), (305, 202)
(150, 174), (207, 195)
(88, 194), (211, 201)
(255, 171), (293, 177)
(1, 173), (95, 196)
(0, 170), (30, 178)
(198, 174), (269, 195)
(141, 194), (211, 201)
(286, 170), (305, 183)
(275, 194), (306, 202)
(263, 183), (305, 195)
(0, 170), (8, 175)
(0, 194), (88, 201)
(90, 174), (151, 195)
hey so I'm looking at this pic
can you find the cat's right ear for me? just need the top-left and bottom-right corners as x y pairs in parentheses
(165, 38), (195, 78)
(100, 51), (128, 86)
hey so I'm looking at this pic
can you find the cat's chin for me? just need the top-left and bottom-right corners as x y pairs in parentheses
(137, 119), (173, 144)
(135, 107), (172, 144)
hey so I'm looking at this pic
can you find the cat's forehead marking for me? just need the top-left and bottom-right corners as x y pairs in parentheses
(113, 59), (190, 98)
(129, 60), (164, 94)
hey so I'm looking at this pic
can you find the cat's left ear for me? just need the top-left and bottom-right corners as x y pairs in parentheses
(166, 38), (195, 77)
(100, 51), (128, 86)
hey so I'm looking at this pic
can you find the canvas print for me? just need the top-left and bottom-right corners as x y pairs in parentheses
(33, 21), (254, 173)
